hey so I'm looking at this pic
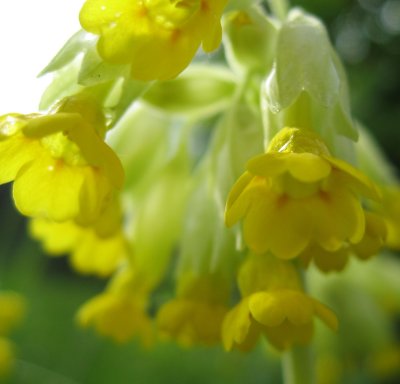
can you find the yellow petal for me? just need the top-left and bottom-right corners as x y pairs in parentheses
(29, 218), (81, 255)
(326, 156), (381, 200)
(225, 172), (256, 227)
(13, 154), (84, 221)
(0, 135), (41, 184)
(71, 231), (127, 277)
(221, 298), (253, 351)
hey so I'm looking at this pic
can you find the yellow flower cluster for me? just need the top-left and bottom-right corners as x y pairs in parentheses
(80, 0), (228, 80)
(225, 127), (384, 272)
(0, 95), (129, 278)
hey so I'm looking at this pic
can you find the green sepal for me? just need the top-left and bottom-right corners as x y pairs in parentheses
(39, 30), (93, 77)
(78, 46), (130, 87)
(223, 6), (278, 74)
(109, 103), (172, 189)
(39, 60), (82, 111)
(107, 78), (150, 128)
(130, 139), (191, 289)
(178, 167), (238, 277)
(265, 9), (341, 111)
(142, 65), (237, 117)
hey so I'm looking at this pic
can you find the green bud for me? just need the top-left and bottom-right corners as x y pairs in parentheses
(262, 8), (358, 152)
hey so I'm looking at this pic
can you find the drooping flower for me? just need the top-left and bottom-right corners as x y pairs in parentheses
(222, 254), (338, 351)
(0, 95), (124, 223)
(77, 268), (153, 344)
(157, 273), (229, 346)
(223, 289), (338, 351)
(79, 0), (228, 80)
(225, 127), (380, 260)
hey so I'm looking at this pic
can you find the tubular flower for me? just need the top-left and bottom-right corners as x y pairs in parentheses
(225, 127), (380, 259)
(300, 211), (388, 273)
(222, 253), (338, 351)
(79, 0), (228, 80)
(77, 268), (153, 344)
(156, 274), (229, 346)
(0, 95), (124, 223)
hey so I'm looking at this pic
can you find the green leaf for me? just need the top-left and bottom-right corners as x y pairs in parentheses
(142, 65), (237, 116)
(39, 30), (94, 76)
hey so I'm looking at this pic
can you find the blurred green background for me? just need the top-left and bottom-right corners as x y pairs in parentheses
(1, 0), (400, 383)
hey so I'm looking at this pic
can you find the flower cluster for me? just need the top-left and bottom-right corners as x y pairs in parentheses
(1, 1), (400, 382)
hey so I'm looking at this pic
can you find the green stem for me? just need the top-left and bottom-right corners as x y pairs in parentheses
(282, 344), (315, 384)
(267, 0), (289, 20)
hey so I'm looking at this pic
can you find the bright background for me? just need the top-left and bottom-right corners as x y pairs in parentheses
(0, 1), (82, 114)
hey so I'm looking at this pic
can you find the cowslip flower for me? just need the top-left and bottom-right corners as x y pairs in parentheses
(77, 268), (152, 344)
(223, 289), (338, 351)
(222, 254), (338, 351)
(79, 0), (228, 80)
(0, 95), (124, 223)
(156, 274), (229, 346)
(225, 127), (380, 259)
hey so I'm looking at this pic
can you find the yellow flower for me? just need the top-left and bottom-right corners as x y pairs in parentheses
(300, 211), (387, 273)
(77, 291), (152, 344)
(222, 289), (338, 351)
(222, 253), (337, 351)
(0, 95), (124, 223)
(225, 127), (379, 259)
(77, 267), (153, 344)
(79, 0), (228, 80)
(156, 274), (229, 346)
